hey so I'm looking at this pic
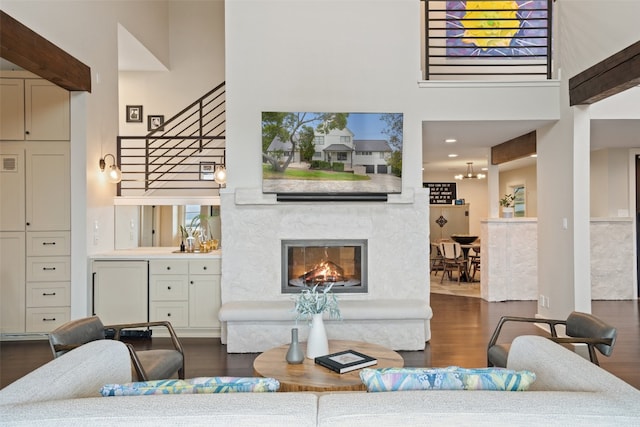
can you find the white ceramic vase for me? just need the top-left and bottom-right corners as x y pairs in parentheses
(306, 313), (329, 359)
(502, 207), (514, 218)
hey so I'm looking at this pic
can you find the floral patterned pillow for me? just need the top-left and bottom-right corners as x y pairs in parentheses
(100, 377), (280, 396)
(359, 366), (535, 392)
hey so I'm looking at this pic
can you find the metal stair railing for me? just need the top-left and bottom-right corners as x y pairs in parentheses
(424, 0), (552, 80)
(117, 82), (225, 197)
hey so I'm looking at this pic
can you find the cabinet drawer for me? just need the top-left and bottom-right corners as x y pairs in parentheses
(26, 307), (70, 332)
(189, 258), (220, 274)
(27, 232), (70, 256)
(150, 302), (188, 327)
(26, 282), (70, 307)
(26, 256), (70, 281)
(150, 276), (189, 301)
(150, 260), (188, 275)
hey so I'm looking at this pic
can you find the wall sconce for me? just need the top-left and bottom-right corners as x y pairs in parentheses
(99, 153), (122, 184)
(214, 165), (227, 185)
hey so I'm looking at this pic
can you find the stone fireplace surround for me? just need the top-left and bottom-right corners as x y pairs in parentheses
(218, 189), (432, 352)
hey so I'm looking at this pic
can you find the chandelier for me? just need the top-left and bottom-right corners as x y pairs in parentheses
(454, 162), (486, 180)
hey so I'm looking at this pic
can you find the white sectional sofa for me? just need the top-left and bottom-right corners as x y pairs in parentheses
(1, 336), (639, 426)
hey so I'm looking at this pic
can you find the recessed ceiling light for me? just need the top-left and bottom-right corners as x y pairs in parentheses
(530, 154), (538, 158)
(448, 154), (458, 158)
(445, 138), (457, 143)
(481, 167), (488, 171)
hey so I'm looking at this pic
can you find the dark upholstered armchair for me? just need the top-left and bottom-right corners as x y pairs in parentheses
(48, 316), (185, 381)
(487, 311), (617, 368)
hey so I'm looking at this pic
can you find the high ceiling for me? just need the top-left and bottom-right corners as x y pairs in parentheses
(422, 87), (640, 177)
(422, 119), (552, 175)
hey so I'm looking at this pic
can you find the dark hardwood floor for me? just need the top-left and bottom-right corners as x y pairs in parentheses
(2, 293), (639, 389)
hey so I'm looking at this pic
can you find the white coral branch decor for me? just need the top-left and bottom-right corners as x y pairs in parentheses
(293, 284), (342, 322)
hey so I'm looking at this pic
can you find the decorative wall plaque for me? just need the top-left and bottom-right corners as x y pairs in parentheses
(423, 182), (457, 205)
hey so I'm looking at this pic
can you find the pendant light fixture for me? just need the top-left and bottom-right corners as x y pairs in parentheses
(454, 162), (485, 180)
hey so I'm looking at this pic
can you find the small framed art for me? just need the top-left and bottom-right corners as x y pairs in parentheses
(200, 162), (216, 181)
(148, 115), (165, 131)
(126, 105), (143, 123)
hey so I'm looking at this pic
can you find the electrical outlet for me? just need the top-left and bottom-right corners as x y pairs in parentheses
(93, 220), (99, 245)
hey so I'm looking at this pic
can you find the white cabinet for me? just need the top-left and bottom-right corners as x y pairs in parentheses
(0, 73), (70, 336)
(188, 259), (221, 329)
(0, 141), (69, 231)
(150, 260), (189, 327)
(0, 75), (70, 141)
(92, 260), (149, 325)
(25, 231), (71, 332)
(0, 142), (25, 231)
(149, 258), (221, 332)
(0, 232), (26, 333)
(0, 79), (25, 141)
(0, 143), (70, 334)
(26, 142), (71, 231)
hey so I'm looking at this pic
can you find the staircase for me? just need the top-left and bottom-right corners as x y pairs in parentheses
(116, 82), (225, 197)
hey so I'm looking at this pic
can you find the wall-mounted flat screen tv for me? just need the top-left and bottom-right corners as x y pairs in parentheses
(262, 112), (403, 200)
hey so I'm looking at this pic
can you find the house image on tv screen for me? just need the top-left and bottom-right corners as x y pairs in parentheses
(262, 112), (402, 195)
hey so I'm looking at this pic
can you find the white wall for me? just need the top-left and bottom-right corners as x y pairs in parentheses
(223, 0), (431, 308)
(590, 148), (631, 218)
(423, 164), (537, 237)
(536, 0), (640, 318)
(500, 165), (537, 217)
(223, 0), (559, 314)
(119, 1), (225, 136)
(422, 172), (489, 237)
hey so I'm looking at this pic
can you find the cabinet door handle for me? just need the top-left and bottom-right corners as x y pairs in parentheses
(42, 317), (56, 322)
(42, 292), (56, 296)
(166, 266), (171, 270)
(42, 242), (56, 246)
(43, 267), (56, 271)
(167, 313), (172, 317)
(190, 280), (194, 285)
(25, 130), (30, 135)
(167, 286), (172, 290)
(203, 266), (207, 270)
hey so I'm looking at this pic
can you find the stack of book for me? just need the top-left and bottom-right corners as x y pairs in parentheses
(314, 349), (377, 374)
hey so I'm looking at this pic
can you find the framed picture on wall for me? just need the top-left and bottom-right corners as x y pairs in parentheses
(126, 105), (143, 123)
(200, 162), (216, 181)
(513, 185), (526, 217)
(147, 115), (165, 131)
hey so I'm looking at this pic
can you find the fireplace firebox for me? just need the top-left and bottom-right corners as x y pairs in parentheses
(281, 239), (367, 294)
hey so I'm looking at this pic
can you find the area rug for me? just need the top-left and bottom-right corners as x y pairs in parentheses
(430, 277), (480, 299)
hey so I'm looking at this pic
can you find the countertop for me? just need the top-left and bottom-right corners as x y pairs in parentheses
(90, 247), (222, 260)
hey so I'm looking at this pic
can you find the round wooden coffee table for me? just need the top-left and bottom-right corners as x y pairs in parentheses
(253, 339), (403, 392)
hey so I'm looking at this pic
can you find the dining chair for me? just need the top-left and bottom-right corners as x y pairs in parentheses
(430, 242), (444, 276)
(438, 241), (465, 284)
(469, 246), (481, 281)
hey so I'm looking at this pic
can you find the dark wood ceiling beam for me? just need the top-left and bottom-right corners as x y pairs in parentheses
(491, 131), (536, 165)
(569, 40), (640, 106)
(0, 10), (91, 92)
